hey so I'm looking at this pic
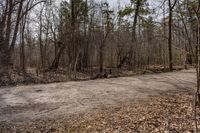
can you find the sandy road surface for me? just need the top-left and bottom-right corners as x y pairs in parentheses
(0, 69), (196, 124)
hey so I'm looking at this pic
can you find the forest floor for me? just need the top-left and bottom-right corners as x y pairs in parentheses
(0, 69), (197, 132)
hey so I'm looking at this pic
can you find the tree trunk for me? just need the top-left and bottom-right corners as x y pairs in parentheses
(39, 6), (44, 70)
(0, 0), (11, 71)
(82, 0), (89, 69)
(20, 18), (26, 72)
(49, 46), (65, 70)
(99, 44), (103, 73)
(168, 8), (173, 71)
(8, 0), (24, 66)
(128, 0), (140, 66)
(168, 0), (173, 71)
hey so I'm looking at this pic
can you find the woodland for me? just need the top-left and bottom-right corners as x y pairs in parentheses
(0, 0), (200, 132)
(0, 0), (199, 84)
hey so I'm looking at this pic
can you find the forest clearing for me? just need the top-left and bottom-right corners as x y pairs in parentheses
(0, 0), (200, 132)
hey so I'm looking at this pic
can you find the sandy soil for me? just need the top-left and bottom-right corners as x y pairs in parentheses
(0, 69), (196, 125)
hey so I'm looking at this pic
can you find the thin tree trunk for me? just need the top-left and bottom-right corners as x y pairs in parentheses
(49, 46), (65, 70)
(0, 0), (10, 71)
(129, 0), (140, 67)
(20, 18), (26, 72)
(168, 4), (173, 71)
(39, 6), (44, 70)
(8, 0), (24, 66)
(99, 44), (103, 73)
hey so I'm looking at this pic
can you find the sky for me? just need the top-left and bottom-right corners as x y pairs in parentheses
(104, 0), (129, 7)
(55, 0), (129, 7)
(55, 0), (161, 8)
(105, 0), (163, 21)
(53, 0), (163, 22)
(96, 0), (161, 8)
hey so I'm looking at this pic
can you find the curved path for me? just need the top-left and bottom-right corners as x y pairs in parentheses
(0, 69), (196, 124)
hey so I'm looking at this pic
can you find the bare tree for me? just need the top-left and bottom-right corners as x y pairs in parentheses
(168, 0), (178, 71)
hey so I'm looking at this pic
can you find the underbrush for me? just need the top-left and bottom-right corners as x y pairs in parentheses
(0, 66), (187, 87)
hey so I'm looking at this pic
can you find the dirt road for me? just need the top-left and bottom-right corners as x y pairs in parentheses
(0, 69), (196, 124)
